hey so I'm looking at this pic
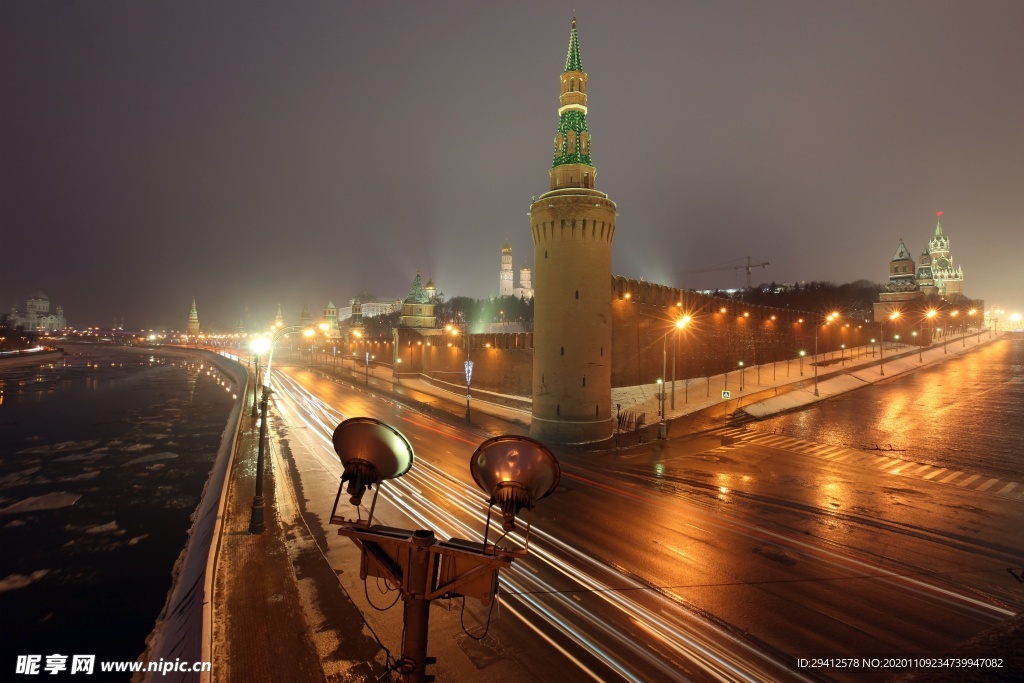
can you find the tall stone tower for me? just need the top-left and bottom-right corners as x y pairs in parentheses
(500, 239), (514, 296)
(529, 17), (617, 444)
(927, 211), (964, 296)
(187, 297), (200, 336)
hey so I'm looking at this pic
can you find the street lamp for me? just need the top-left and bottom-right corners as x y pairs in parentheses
(799, 349), (805, 376)
(657, 378), (666, 439)
(738, 361), (745, 391)
(880, 310), (899, 376)
(671, 315), (691, 410)
(250, 337), (270, 418)
(925, 308), (937, 353)
(249, 324), (324, 534)
(840, 344), (846, 366)
(950, 310), (960, 348)
(447, 323), (472, 423)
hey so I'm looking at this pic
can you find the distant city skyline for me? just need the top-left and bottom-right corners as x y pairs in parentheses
(3, 1), (1022, 329)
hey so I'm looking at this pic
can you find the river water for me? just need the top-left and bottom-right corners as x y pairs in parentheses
(0, 344), (238, 672)
(755, 336), (1024, 480)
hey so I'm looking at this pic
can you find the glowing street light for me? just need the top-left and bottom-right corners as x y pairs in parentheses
(671, 314), (691, 410)
(250, 337), (271, 418)
(798, 349), (806, 376)
(881, 311), (900, 376)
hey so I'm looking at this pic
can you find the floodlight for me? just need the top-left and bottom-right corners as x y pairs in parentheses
(470, 435), (560, 533)
(331, 417), (413, 522)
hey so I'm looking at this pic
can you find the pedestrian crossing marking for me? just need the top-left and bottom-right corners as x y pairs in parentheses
(717, 427), (1021, 499)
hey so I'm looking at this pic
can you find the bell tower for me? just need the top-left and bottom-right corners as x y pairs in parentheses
(529, 17), (616, 444)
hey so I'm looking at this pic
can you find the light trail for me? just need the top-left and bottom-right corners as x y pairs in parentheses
(267, 367), (808, 682)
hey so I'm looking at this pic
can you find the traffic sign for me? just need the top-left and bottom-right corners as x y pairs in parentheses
(722, 390), (731, 399)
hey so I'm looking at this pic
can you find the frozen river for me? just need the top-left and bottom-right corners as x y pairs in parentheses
(0, 344), (238, 671)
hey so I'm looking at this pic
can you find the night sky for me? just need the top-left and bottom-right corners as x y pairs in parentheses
(2, 1), (1022, 330)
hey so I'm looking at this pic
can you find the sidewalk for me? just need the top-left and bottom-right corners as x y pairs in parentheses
(208, 414), (328, 682)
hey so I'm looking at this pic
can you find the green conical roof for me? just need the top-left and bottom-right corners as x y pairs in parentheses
(552, 17), (592, 168)
(564, 16), (582, 72)
(405, 272), (429, 304)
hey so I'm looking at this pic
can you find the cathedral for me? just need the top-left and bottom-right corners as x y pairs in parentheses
(499, 239), (534, 300)
(9, 291), (66, 332)
(875, 211), (967, 320)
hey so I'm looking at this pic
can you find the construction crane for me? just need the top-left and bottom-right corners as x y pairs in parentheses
(685, 256), (770, 290)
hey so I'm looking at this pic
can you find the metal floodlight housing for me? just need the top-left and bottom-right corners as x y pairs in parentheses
(470, 435), (560, 532)
(332, 417), (413, 507)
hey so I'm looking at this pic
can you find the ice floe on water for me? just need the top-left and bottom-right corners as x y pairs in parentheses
(0, 569), (51, 593)
(122, 443), (153, 453)
(0, 491), (82, 515)
(17, 440), (102, 455)
(0, 467), (42, 485)
(59, 471), (100, 482)
(85, 521), (121, 535)
(124, 452), (178, 466)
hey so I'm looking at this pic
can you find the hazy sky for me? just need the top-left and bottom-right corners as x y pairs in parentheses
(2, 1), (1022, 330)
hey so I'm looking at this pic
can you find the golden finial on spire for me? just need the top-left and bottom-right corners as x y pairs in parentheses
(572, 12), (576, 29)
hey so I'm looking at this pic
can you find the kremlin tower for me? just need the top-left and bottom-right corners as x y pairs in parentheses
(529, 17), (617, 443)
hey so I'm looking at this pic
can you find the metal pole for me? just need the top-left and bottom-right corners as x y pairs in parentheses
(465, 329), (471, 423)
(879, 321), (885, 376)
(249, 388), (269, 534)
(401, 529), (436, 683)
(251, 354), (260, 418)
(659, 336), (667, 439)
(813, 326), (820, 393)
(671, 329), (677, 410)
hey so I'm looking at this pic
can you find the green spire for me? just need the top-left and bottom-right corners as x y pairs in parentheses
(564, 16), (583, 72)
(552, 16), (592, 168)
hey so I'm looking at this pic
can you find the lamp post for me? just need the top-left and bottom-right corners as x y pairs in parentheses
(870, 338), (876, 357)
(916, 330), (923, 362)
(950, 310), (960, 349)
(925, 308), (937, 354)
(671, 315), (690, 410)
(657, 378), (666, 439)
(840, 344), (846, 366)
(447, 323), (471, 423)
(799, 349), (805, 376)
(249, 324), (321, 534)
(738, 361), (745, 391)
(880, 310), (899, 376)
(250, 337), (269, 418)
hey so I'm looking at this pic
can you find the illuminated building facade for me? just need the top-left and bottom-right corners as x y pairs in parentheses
(9, 291), (66, 332)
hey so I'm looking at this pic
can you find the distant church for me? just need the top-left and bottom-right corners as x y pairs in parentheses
(500, 239), (534, 299)
(9, 291), (66, 332)
(875, 211), (967, 320)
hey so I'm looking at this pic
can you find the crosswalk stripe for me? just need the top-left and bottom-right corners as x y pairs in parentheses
(888, 462), (913, 474)
(911, 464), (933, 475)
(939, 471), (964, 484)
(957, 474), (982, 487)
(997, 482), (1018, 495)
(975, 477), (1001, 492)
(923, 467), (947, 480)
